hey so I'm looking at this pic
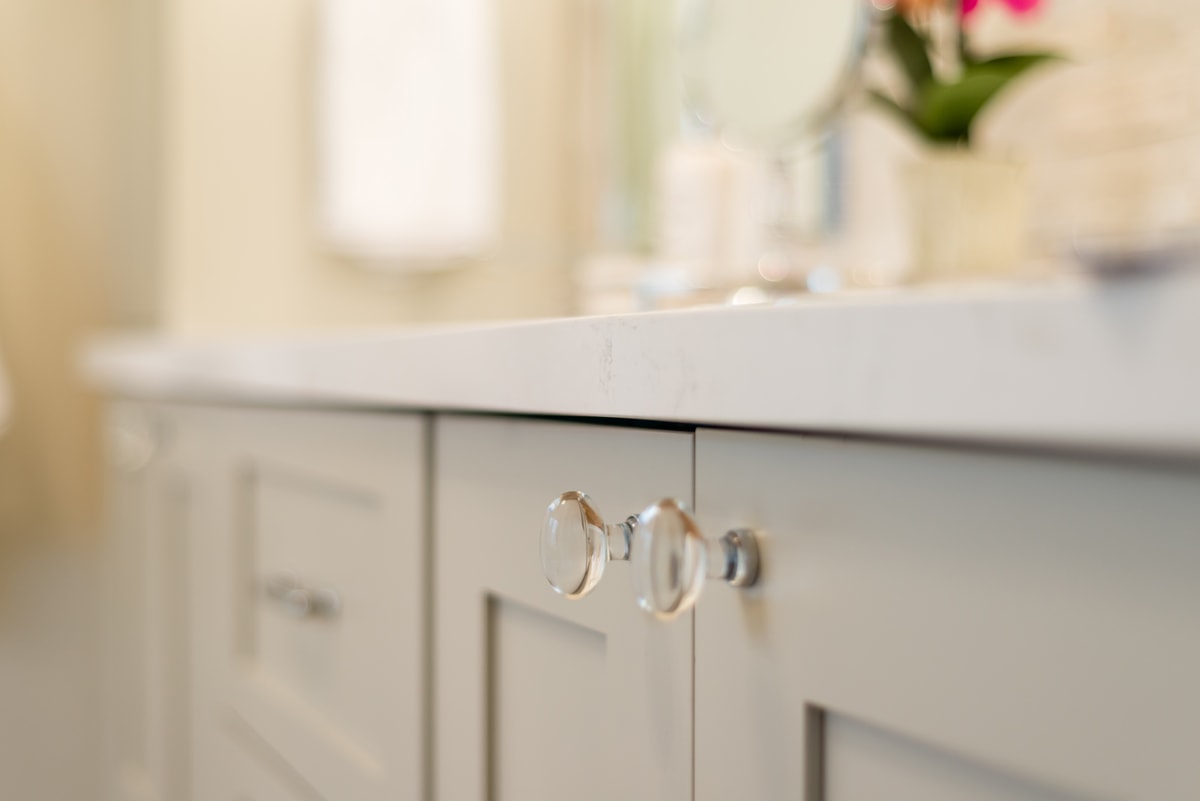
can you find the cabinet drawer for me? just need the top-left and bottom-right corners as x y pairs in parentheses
(434, 416), (694, 801)
(200, 409), (426, 801)
(695, 430), (1200, 801)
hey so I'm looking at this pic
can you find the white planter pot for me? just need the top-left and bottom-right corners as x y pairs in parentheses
(905, 151), (1027, 282)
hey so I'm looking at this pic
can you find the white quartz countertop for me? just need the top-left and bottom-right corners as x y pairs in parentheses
(85, 273), (1200, 457)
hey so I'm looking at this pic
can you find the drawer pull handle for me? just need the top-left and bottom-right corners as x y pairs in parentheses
(541, 493), (760, 617)
(263, 571), (342, 619)
(541, 491), (637, 599)
(631, 499), (759, 621)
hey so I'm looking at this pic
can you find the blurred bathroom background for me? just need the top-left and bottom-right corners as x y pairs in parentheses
(1, 0), (1199, 797)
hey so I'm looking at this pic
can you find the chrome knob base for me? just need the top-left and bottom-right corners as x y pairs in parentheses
(712, 528), (759, 588)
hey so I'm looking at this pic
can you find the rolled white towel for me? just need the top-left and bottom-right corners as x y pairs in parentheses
(316, 0), (499, 264)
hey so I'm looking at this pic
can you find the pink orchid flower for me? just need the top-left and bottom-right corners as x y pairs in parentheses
(962, 0), (1043, 18)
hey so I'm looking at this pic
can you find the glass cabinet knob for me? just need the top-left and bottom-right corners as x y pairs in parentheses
(631, 499), (760, 620)
(541, 491), (637, 599)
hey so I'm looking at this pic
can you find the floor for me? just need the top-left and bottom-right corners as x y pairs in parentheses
(0, 544), (102, 801)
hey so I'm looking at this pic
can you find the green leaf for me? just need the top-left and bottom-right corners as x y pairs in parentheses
(917, 71), (1008, 143)
(886, 13), (933, 93)
(915, 55), (1059, 143)
(972, 52), (1061, 80)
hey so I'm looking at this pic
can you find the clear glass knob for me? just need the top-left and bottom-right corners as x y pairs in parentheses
(631, 499), (760, 620)
(541, 491), (636, 599)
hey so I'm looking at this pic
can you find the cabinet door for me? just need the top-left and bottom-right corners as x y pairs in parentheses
(695, 429), (1200, 801)
(434, 417), (694, 801)
(103, 402), (193, 801)
(187, 408), (427, 801)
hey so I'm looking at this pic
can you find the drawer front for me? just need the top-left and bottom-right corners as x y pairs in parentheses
(200, 409), (426, 801)
(434, 416), (694, 801)
(695, 429), (1200, 801)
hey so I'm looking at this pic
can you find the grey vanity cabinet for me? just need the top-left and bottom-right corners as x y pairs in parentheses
(105, 403), (1200, 801)
(693, 429), (1200, 801)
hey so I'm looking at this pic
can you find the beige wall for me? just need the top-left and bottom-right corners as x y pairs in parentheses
(0, 0), (117, 549)
(159, 0), (589, 333)
(0, 2), (116, 799)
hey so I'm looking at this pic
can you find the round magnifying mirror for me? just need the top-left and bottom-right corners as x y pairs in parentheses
(679, 0), (868, 152)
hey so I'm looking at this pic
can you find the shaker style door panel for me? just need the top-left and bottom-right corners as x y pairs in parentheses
(694, 429), (1200, 801)
(188, 408), (427, 801)
(434, 417), (694, 801)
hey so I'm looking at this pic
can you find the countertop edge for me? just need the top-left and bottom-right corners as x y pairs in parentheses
(83, 274), (1200, 458)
